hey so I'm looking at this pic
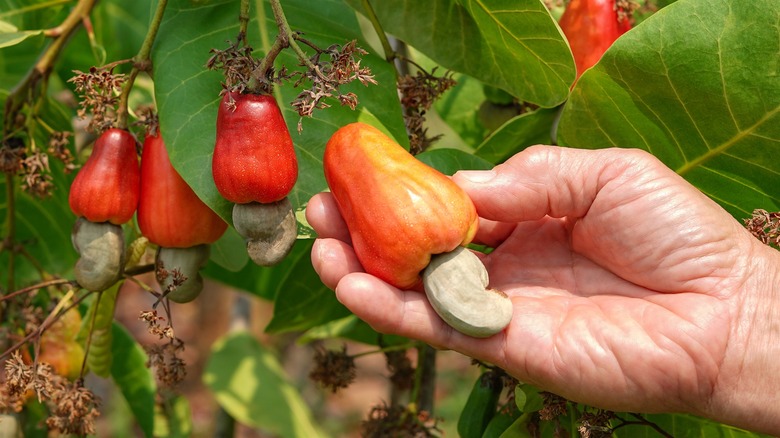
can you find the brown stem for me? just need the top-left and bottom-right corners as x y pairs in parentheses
(0, 278), (75, 304)
(414, 344), (437, 415)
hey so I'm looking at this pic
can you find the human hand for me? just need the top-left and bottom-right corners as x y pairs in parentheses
(307, 145), (780, 434)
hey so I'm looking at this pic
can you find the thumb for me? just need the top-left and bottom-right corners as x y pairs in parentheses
(452, 145), (647, 223)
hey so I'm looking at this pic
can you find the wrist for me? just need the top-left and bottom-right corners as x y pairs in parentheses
(705, 238), (780, 434)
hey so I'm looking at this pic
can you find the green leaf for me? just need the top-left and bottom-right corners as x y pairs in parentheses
(475, 107), (560, 164)
(111, 322), (156, 438)
(0, 20), (43, 48)
(557, 0), (780, 219)
(203, 330), (325, 437)
(417, 148), (494, 175)
(264, 240), (352, 334)
(208, 227), (248, 272)
(615, 413), (769, 437)
(347, 0), (575, 107)
(154, 395), (192, 438)
(298, 314), (409, 347)
(153, 0), (405, 224)
(434, 73), (490, 147)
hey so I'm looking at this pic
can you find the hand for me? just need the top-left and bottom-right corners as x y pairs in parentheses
(306, 145), (780, 434)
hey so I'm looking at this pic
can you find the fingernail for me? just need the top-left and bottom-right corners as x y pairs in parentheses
(456, 170), (496, 183)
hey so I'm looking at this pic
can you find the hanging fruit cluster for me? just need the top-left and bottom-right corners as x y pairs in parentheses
(212, 91), (298, 267)
(68, 128), (139, 292)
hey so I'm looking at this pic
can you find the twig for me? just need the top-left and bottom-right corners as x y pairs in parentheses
(360, 0), (396, 63)
(0, 278), (76, 303)
(612, 413), (673, 437)
(115, 0), (168, 128)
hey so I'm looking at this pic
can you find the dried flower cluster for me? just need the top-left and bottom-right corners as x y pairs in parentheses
(361, 403), (441, 438)
(46, 380), (100, 435)
(68, 66), (126, 133)
(156, 262), (188, 301)
(577, 410), (615, 438)
(397, 68), (457, 154)
(744, 209), (780, 249)
(538, 391), (568, 421)
(291, 40), (377, 130)
(139, 309), (187, 388)
(20, 151), (53, 198)
(145, 338), (187, 388)
(2, 351), (100, 435)
(139, 309), (174, 340)
(48, 131), (77, 173)
(206, 40), (256, 97)
(309, 345), (356, 393)
(385, 350), (415, 391)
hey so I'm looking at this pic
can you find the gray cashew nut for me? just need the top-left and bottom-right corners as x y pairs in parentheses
(422, 246), (513, 338)
(232, 198), (297, 267)
(71, 218), (125, 292)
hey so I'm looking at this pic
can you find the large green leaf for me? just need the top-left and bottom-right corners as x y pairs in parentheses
(110, 322), (156, 438)
(203, 330), (325, 437)
(557, 0), (780, 219)
(347, 0), (575, 107)
(152, 0), (405, 224)
(264, 239), (352, 334)
(474, 106), (559, 164)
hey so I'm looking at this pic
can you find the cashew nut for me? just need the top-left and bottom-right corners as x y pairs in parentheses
(71, 218), (125, 292)
(232, 198), (297, 267)
(156, 244), (210, 303)
(422, 246), (512, 338)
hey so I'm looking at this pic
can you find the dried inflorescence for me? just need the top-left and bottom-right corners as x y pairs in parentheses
(744, 209), (780, 249)
(21, 151), (54, 198)
(155, 262), (188, 300)
(145, 337), (187, 388)
(577, 410), (615, 438)
(538, 391), (569, 421)
(48, 131), (77, 173)
(68, 66), (126, 133)
(397, 68), (457, 154)
(615, 0), (640, 25)
(291, 40), (377, 130)
(385, 350), (415, 391)
(3, 351), (100, 434)
(309, 345), (356, 393)
(361, 402), (441, 438)
(206, 40), (257, 97)
(46, 380), (101, 435)
(139, 309), (174, 340)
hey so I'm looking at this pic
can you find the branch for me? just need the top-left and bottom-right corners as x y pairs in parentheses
(360, 0), (396, 63)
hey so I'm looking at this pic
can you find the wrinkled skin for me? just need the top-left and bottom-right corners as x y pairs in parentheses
(307, 146), (780, 435)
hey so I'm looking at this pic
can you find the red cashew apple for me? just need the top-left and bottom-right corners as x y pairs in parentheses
(212, 91), (298, 204)
(323, 122), (478, 289)
(138, 131), (227, 248)
(559, 0), (632, 79)
(68, 128), (140, 225)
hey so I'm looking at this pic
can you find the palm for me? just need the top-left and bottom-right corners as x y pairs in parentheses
(482, 213), (731, 413)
